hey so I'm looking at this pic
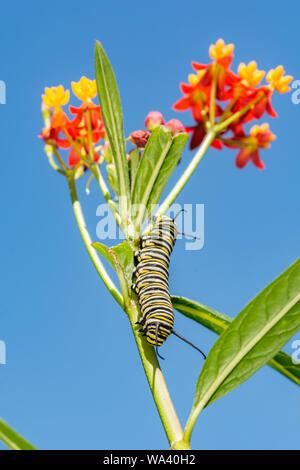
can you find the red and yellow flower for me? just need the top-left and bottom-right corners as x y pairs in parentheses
(173, 39), (292, 169)
(266, 65), (293, 93)
(223, 123), (276, 169)
(40, 78), (105, 168)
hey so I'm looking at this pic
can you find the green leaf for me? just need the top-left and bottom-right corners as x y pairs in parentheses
(131, 126), (172, 228)
(171, 295), (300, 386)
(172, 296), (229, 335)
(184, 258), (300, 440)
(129, 148), (140, 197)
(92, 241), (134, 295)
(147, 132), (188, 213)
(111, 241), (134, 288)
(94, 41), (130, 217)
(0, 417), (36, 450)
(268, 350), (300, 385)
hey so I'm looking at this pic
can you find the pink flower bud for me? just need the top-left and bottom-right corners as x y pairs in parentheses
(165, 119), (185, 136)
(145, 111), (164, 131)
(101, 141), (110, 156)
(130, 130), (150, 148)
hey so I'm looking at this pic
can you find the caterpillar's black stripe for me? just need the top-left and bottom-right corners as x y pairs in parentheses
(132, 215), (176, 349)
(132, 214), (206, 361)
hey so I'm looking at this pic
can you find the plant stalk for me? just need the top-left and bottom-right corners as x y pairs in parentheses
(67, 172), (123, 307)
(154, 130), (216, 220)
(126, 299), (189, 450)
(67, 171), (187, 448)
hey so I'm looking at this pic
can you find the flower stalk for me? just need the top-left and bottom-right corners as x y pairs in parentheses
(155, 130), (216, 219)
(67, 171), (123, 308)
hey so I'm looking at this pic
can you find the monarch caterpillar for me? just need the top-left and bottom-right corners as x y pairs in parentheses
(132, 212), (206, 360)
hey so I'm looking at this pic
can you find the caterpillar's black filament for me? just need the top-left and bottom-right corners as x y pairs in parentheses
(132, 214), (206, 360)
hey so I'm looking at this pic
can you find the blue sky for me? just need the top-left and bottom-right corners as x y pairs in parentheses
(0, 0), (299, 450)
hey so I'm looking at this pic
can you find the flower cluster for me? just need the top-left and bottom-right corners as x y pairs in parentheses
(40, 42), (292, 176)
(129, 111), (185, 149)
(40, 77), (105, 169)
(173, 39), (292, 169)
(40, 81), (185, 186)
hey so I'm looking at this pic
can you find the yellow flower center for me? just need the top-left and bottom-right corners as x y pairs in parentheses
(209, 38), (234, 61)
(266, 65), (293, 93)
(42, 85), (69, 113)
(71, 76), (97, 102)
(192, 89), (204, 103)
(238, 61), (265, 88)
(188, 70), (206, 86)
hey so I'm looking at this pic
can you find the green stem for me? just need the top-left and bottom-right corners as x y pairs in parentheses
(183, 404), (204, 444)
(153, 130), (216, 221)
(52, 147), (68, 172)
(67, 172), (123, 308)
(64, 114), (123, 232)
(219, 94), (239, 123)
(209, 67), (217, 128)
(86, 110), (124, 232)
(91, 164), (121, 225)
(44, 144), (63, 173)
(215, 93), (264, 133)
(144, 97), (260, 232)
(126, 299), (189, 450)
(62, 127), (84, 161)
(91, 164), (112, 203)
(67, 170), (188, 448)
(87, 109), (95, 163)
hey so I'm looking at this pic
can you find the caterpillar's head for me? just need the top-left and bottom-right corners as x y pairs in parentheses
(151, 209), (186, 230)
(150, 215), (177, 240)
(146, 322), (173, 360)
(150, 214), (172, 224)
